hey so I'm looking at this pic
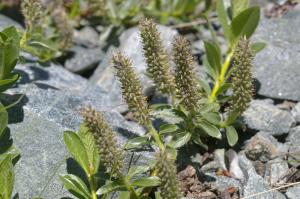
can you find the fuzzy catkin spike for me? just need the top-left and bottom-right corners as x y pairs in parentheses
(173, 36), (201, 112)
(88, 0), (107, 16)
(112, 52), (151, 126)
(229, 38), (254, 115)
(139, 19), (176, 95)
(21, 0), (42, 32)
(156, 150), (181, 199)
(81, 106), (124, 176)
(51, 6), (74, 50)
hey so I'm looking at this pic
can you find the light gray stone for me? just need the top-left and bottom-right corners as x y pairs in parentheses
(243, 100), (295, 135)
(239, 155), (286, 199)
(5, 63), (151, 198)
(0, 14), (22, 30)
(244, 132), (288, 162)
(73, 26), (100, 47)
(90, 26), (178, 109)
(291, 102), (300, 123)
(286, 184), (300, 199)
(65, 46), (104, 73)
(253, 11), (300, 101)
(264, 158), (289, 185)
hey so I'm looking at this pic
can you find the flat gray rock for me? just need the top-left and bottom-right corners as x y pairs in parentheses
(291, 102), (300, 123)
(5, 64), (150, 199)
(73, 26), (100, 48)
(239, 155), (286, 199)
(253, 11), (300, 101)
(243, 100), (295, 135)
(89, 26), (178, 110)
(286, 184), (300, 199)
(0, 14), (22, 30)
(65, 46), (104, 73)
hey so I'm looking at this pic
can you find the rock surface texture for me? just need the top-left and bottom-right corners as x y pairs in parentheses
(5, 64), (149, 199)
(243, 100), (295, 135)
(253, 10), (300, 101)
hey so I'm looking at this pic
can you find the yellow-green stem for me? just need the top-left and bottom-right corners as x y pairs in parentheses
(147, 124), (165, 151)
(123, 177), (139, 199)
(88, 174), (97, 199)
(209, 50), (234, 102)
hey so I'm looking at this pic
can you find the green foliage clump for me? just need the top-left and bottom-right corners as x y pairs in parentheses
(60, 1), (264, 198)
(0, 26), (21, 199)
(20, 0), (74, 62)
(62, 107), (162, 199)
(139, 19), (176, 96)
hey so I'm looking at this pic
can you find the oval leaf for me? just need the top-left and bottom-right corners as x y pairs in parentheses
(127, 165), (150, 179)
(197, 121), (222, 139)
(60, 174), (91, 199)
(0, 103), (8, 137)
(251, 42), (266, 54)
(63, 131), (90, 174)
(131, 176), (161, 187)
(159, 124), (178, 135)
(0, 155), (14, 199)
(204, 40), (222, 74)
(231, 6), (260, 43)
(169, 132), (192, 149)
(97, 181), (126, 195)
(226, 126), (238, 146)
(124, 136), (150, 150)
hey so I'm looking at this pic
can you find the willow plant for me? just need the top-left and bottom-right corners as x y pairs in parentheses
(124, 0), (262, 151)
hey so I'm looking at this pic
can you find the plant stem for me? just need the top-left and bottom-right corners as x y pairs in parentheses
(147, 124), (165, 151)
(209, 50), (234, 102)
(123, 177), (139, 199)
(88, 174), (98, 199)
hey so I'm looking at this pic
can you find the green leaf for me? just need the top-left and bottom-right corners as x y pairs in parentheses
(0, 26), (20, 81)
(202, 112), (221, 125)
(231, 0), (249, 18)
(0, 73), (20, 92)
(197, 78), (211, 96)
(127, 166), (150, 179)
(203, 56), (217, 80)
(197, 121), (222, 139)
(78, 124), (100, 175)
(169, 132), (191, 149)
(59, 174), (91, 199)
(118, 191), (130, 199)
(192, 133), (208, 150)
(226, 126), (238, 146)
(159, 124), (178, 135)
(0, 103), (8, 137)
(251, 42), (266, 54)
(97, 181), (126, 195)
(230, 6), (260, 44)
(28, 41), (57, 52)
(131, 176), (161, 187)
(155, 191), (162, 199)
(0, 155), (14, 199)
(63, 131), (90, 174)
(124, 136), (150, 150)
(215, 83), (231, 97)
(204, 40), (222, 74)
(216, 0), (232, 42)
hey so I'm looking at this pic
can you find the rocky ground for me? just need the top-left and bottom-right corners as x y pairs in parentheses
(1, 0), (300, 198)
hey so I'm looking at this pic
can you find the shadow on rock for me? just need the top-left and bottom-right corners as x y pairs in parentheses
(0, 93), (29, 124)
